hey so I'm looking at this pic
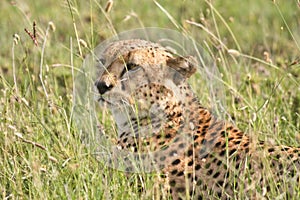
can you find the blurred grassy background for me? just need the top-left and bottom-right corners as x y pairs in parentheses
(0, 0), (299, 199)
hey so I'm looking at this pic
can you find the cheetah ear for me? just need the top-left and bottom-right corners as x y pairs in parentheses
(167, 56), (197, 79)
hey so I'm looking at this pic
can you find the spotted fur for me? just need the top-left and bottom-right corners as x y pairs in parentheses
(95, 39), (300, 199)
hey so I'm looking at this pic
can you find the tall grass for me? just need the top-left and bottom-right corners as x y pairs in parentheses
(0, 0), (299, 199)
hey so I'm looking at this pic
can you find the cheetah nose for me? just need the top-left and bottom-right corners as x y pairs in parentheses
(95, 80), (113, 95)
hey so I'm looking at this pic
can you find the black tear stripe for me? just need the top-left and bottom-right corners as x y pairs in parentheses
(121, 81), (126, 91)
(97, 58), (106, 66)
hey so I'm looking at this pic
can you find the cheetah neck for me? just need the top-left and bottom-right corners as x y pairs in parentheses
(113, 82), (216, 147)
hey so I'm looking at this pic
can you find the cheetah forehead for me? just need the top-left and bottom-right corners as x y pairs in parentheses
(101, 39), (174, 67)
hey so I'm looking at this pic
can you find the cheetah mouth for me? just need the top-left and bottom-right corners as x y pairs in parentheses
(96, 96), (115, 106)
(96, 94), (132, 108)
(94, 87), (115, 106)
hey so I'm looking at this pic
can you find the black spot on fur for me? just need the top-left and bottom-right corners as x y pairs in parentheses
(120, 132), (126, 138)
(160, 156), (166, 161)
(206, 169), (213, 176)
(229, 149), (236, 155)
(205, 163), (211, 169)
(176, 187), (185, 193)
(216, 160), (222, 166)
(215, 141), (222, 148)
(187, 149), (193, 157)
(172, 159), (181, 165)
(177, 171), (184, 176)
(213, 171), (220, 178)
(171, 169), (178, 175)
(195, 164), (201, 170)
(211, 131), (218, 137)
(179, 143), (186, 149)
(219, 150), (226, 157)
(170, 180), (176, 186)
(196, 179), (202, 186)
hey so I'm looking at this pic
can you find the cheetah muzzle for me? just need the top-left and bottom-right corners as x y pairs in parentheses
(94, 39), (300, 199)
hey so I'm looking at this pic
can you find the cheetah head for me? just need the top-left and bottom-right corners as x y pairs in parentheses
(94, 39), (197, 132)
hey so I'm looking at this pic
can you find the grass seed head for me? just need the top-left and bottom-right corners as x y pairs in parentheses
(228, 49), (241, 57)
(13, 33), (20, 45)
(105, 0), (113, 13)
(48, 21), (56, 32)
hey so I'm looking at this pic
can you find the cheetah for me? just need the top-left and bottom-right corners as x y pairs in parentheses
(94, 39), (300, 199)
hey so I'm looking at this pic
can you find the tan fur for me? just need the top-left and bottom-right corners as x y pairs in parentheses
(95, 39), (300, 199)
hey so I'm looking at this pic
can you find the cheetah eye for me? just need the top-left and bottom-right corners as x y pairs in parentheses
(126, 63), (139, 71)
(120, 63), (140, 77)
